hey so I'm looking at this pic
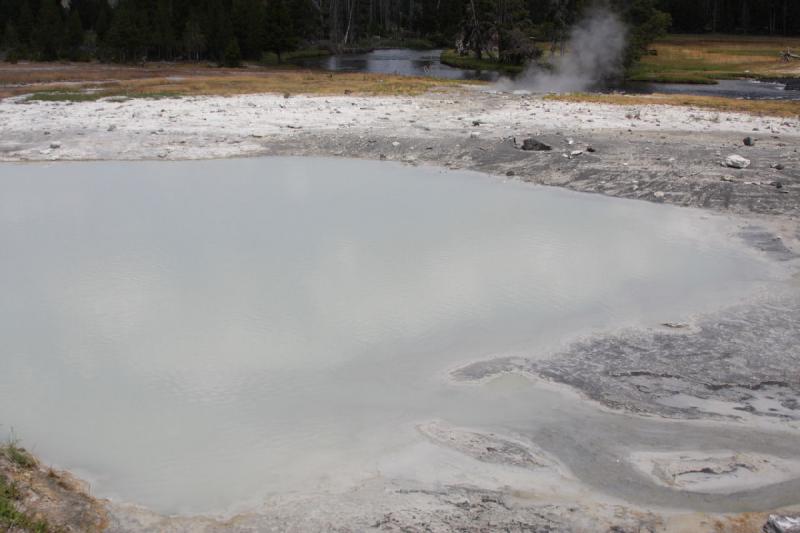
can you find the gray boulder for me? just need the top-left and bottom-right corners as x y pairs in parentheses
(520, 138), (552, 151)
(764, 515), (800, 533)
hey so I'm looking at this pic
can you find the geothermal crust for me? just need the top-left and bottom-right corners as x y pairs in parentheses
(2, 88), (800, 532)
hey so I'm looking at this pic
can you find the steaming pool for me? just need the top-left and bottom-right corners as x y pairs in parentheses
(0, 157), (792, 516)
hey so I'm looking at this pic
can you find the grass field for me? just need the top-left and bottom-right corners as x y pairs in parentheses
(629, 34), (800, 83)
(259, 47), (331, 66)
(440, 49), (525, 74)
(0, 63), (469, 101)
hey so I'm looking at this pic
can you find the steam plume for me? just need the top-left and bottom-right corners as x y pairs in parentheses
(499, 7), (627, 93)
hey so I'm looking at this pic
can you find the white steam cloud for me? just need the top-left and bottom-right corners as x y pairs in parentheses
(498, 7), (627, 93)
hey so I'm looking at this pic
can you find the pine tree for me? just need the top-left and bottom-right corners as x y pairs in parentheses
(17, 0), (35, 46)
(611, 0), (671, 67)
(246, 0), (267, 59)
(66, 7), (84, 58)
(95, 2), (111, 39)
(154, 0), (175, 58)
(223, 36), (242, 66)
(33, 0), (64, 60)
(105, 0), (142, 61)
(265, 0), (296, 61)
(496, 0), (533, 64)
(461, 0), (499, 59)
(2, 21), (21, 61)
(231, 0), (252, 56)
(232, 0), (268, 59)
(289, 0), (318, 41)
(94, 2), (111, 40)
(204, 0), (233, 60)
(182, 10), (205, 60)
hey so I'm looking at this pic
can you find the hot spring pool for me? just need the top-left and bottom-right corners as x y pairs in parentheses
(0, 157), (785, 514)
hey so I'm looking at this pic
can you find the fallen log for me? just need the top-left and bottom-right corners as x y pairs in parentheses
(780, 49), (800, 62)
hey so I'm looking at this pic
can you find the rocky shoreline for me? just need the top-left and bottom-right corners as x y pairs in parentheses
(1, 88), (800, 532)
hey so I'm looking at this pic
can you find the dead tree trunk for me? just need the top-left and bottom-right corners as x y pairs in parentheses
(781, 49), (800, 62)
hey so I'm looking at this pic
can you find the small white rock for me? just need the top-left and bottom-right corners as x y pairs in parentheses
(725, 154), (751, 169)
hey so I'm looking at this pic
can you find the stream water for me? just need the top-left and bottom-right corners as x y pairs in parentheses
(0, 157), (792, 515)
(291, 48), (499, 80)
(294, 48), (800, 100)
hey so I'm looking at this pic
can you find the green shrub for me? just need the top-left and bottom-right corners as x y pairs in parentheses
(2, 443), (36, 469)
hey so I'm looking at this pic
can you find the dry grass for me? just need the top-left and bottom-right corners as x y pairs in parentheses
(107, 71), (463, 97)
(1, 443), (54, 533)
(1, 443), (37, 470)
(0, 62), (468, 100)
(711, 512), (775, 533)
(630, 34), (800, 83)
(546, 92), (800, 118)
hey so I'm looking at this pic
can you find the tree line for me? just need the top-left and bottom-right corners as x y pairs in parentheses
(0, 0), (798, 66)
(659, 0), (800, 35)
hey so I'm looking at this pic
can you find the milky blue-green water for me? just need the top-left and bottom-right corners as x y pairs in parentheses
(0, 157), (780, 514)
